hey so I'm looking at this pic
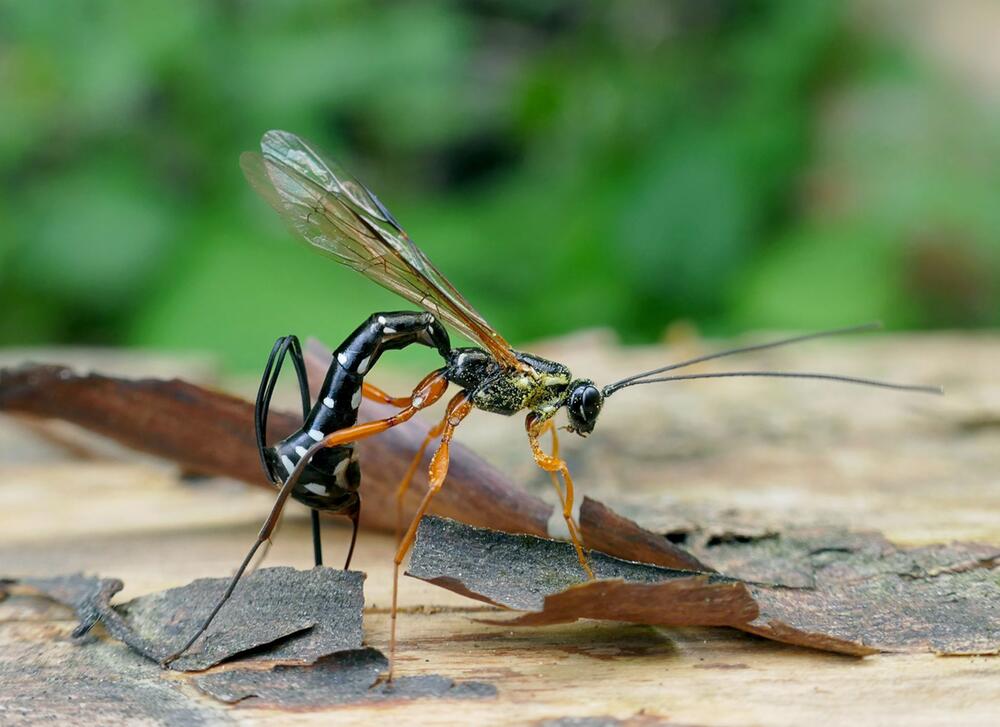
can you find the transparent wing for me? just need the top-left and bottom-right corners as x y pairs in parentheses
(242, 130), (519, 369)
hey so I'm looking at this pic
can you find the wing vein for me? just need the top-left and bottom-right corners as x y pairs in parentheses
(243, 130), (519, 369)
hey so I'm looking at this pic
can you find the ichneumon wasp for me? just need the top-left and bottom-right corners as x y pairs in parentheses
(163, 130), (941, 671)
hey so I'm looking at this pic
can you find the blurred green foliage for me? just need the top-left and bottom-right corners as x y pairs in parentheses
(2, 0), (998, 371)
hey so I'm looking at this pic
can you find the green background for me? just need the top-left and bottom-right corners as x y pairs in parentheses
(2, 1), (998, 371)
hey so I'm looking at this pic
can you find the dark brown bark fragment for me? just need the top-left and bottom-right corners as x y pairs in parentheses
(406, 516), (1000, 656)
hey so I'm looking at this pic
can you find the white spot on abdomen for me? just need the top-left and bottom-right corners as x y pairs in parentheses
(383, 326), (397, 334)
(337, 352), (348, 367)
(323, 397), (335, 409)
(377, 315), (387, 325)
(351, 388), (361, 409)
(333, 458), (350, 486)
(357, 355), (371, 374)
(295, 445), (308, 457)
(304, 483), (328, 496)
(308, 429), (324, 441)
(281, 455), (296, 474)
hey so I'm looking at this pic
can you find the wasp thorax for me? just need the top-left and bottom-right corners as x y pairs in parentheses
(565, 379), (603, 436)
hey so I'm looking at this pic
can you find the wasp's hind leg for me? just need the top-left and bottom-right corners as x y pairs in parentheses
(253, 334), (325, 566)
(389, 391), (473, 678)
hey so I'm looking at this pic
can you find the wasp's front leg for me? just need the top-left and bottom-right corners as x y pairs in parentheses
(526, 414), (595, 579)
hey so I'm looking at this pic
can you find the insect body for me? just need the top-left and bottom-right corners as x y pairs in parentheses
(164, 130), (940, 670)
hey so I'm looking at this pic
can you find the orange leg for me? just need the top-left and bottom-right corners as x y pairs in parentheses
(363, 382), (412, 408)
(163, 369), (449, 667)
(389, 391), (473, 680)
(535, 419), (565, 506)
(395, 413), (448, 547)
(534, 419), (585, 549)
(526, 414), (595, 580)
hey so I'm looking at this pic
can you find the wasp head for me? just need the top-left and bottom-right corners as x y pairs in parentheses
(565, 379), (603, 436)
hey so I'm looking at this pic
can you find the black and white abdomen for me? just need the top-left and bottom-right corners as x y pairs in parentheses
(262, 311), (451, 514)
(263, 354), (366, 513)
(265, 437), (361, 512)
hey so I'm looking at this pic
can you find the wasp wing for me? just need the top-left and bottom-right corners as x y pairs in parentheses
(242, 130), (519, 369)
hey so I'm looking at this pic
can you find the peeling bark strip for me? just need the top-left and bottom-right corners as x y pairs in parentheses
(406, 517), (1000, 656)
(0, 364), (290, 487)
(3, 574), (125, 639)
(0, 356), (551, 536)
(578, 498), (713, 572)
(4, 568), (366, 671)
(487, 578), (758, 629)
(1, 358), (727, 569)
(192, 648), (497, 708)
(0, 359), (792, 572)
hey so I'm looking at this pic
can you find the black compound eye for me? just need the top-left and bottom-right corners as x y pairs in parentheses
(581, 386), (601, 419)
(567, 382), (602, 434)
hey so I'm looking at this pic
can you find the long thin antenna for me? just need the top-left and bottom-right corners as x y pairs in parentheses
(608, 322), (883, 392)
(604, 370), (943, 396)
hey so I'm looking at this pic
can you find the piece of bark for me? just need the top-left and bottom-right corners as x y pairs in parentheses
(4, 577), (496, 713)
(746, 541), (1000, 654)
(5, 568), (367, 671)
(406, 516), (758, 627)
(0, 614), (220, 725)
(122, 567), (365, 671)
(4, 574), (125, 639)
(584, 501), (1000, 652)
(406, 516), (1000, 656)
(0, 358), (551, 537)
(492, 577), (759, 629)
(192, 647), (496, 708)
(593, 499), (896, 588)
(578, 498), (713, 572)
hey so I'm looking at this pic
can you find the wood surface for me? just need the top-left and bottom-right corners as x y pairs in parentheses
(1, 332), (998, 726)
